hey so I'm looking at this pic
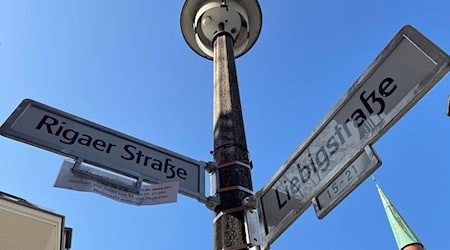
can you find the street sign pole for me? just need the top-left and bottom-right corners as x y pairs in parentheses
(181, 1), (262, 249)
(212, 31), (253, 250)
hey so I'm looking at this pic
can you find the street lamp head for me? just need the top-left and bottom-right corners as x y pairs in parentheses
(180, 0), (262, 60)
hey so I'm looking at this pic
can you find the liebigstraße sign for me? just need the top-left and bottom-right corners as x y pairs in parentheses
(257, 25), (450, 248)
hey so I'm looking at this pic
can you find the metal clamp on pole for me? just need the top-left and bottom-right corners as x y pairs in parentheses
(70, 158), (143, 194)
(243, 196), (263, 249)
(218, 185), (253, 195)
(217, 160), (252, 170)
(205, 161), (221, 210)
(213, 206), (246, 224)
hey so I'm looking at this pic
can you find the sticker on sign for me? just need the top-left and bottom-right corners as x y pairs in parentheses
(55, 160), (178, 206)
(256, 25), (450, 248)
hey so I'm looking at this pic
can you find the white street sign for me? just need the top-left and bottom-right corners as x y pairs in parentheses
(55, 160), (178, 206)
(0, 99), (206, 201)
(257, 25), (450, 247)
(312, 145), (381, 219)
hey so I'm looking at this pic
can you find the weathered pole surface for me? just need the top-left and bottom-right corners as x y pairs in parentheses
(212, 31), (253, 250)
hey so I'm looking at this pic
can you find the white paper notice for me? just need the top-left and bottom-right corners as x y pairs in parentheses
(54, 160), (178, 206)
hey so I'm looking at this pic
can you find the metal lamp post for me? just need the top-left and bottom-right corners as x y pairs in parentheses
(181, 0), (262, 249)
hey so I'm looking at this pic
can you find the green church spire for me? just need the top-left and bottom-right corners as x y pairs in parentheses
(375, 180), (424, 250)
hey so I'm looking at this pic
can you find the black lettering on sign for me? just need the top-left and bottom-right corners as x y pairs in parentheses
(120, 144), (188, 180)
(273, 77), (398, 206)
(35, 114), (117, 153)
(275, 181), (290, 210)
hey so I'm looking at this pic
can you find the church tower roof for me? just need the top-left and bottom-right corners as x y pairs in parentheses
(375, 181), (424, 250)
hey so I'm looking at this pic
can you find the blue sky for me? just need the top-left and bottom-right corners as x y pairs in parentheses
(1, 1), (450, 249)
